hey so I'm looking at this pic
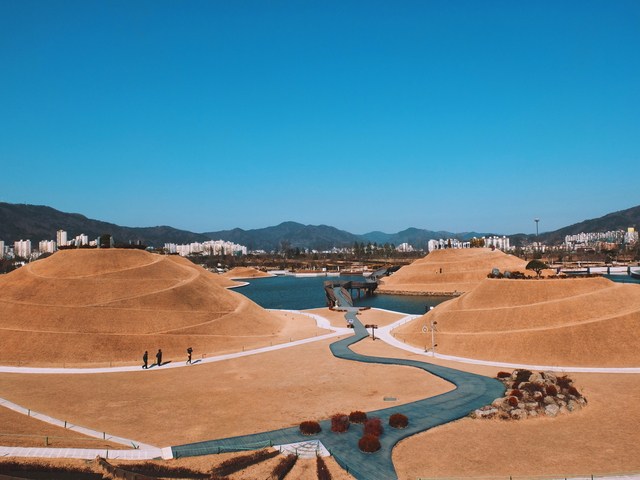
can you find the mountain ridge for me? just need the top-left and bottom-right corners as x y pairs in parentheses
(0, 202), (638, 251)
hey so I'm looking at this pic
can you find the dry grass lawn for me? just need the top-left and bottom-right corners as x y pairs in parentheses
(394, 373), (640, 479)
(0, 406), (126, 449)
(0, 337), (451, 447)
(378, 248), (528, 294)
(3, 249), (640, 478)
(222, 267), (273, 279)
(305, 307), (406, 328)
(0, 250), (321, 366)
(393, 277), (640, 367)
(0, 453), (355, 480)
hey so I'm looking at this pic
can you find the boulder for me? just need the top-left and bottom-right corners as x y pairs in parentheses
(543, 396), (556, 405)
(510, 409), (527, 420)
(545, 404), (560, 417)
(474, 407), (498, 418)
(528, 372), (542, 383)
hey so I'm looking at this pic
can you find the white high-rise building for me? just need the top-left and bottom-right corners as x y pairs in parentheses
(483, 236), (511, 251)
(56, 230), (68, 248)
(75, 233), (89, 246)
(38, 240), (56, 253)
(14, 239), (32, 258)
(0, 240), (4, 259)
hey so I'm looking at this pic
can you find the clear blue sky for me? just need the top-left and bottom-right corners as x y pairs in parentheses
(1, 1), (638, 235)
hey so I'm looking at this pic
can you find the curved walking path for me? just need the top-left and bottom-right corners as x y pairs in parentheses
(170, 304), (505, 480)
(379, 315), (640, 374)
(2, 305), (637, 467)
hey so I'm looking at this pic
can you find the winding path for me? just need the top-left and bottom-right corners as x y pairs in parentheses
(170, 305), (505, 480)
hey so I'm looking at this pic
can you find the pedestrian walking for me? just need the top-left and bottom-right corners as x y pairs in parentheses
(142, 351), (148, 369)
(156, 349), (162, 367)
(186, 347), (193, 365)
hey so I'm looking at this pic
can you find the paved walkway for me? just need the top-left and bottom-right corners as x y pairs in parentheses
(0, 310), (349, 375)
(2, 305), (638, 468)
(377, 315), (640, 374)
(170, 311), (505, 480)
(0, 311), (349, 460)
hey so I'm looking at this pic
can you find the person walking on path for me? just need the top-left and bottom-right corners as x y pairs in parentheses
(142, 351), (148, 369)
(156, 349), (162, 367)
(186, 347), (193, 365)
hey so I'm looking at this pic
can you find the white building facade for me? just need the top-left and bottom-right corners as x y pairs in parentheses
(14, 239), (32, 258)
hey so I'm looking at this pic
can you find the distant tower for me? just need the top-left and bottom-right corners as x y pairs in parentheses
(534, 218), (540, 238)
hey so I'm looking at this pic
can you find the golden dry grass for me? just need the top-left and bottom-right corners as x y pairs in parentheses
(222, 267), (273, 279)
(2, 249), (640, 478)
(394, 373), (640, 478)
(378, 248), (528, 294)
(393, 277), (640, 367)
(0, 337), (452, 446)
(304, 307), (406, 328)
(0, 407), (125, 449)
(0, 453), (356, 480)
(0, 249), (305, 366)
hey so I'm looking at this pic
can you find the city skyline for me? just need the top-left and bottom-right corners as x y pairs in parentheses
(1, 1), (638, 235)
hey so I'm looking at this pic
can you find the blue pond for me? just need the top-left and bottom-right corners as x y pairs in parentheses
(233, 274), (450, 314)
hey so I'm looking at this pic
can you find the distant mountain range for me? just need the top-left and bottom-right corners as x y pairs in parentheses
(0, 202), (638, 251)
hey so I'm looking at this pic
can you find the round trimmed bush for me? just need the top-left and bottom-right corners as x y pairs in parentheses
(358, 434), (381, 453)
(363, 417), (383, 437)
(545, 385), (558, 397)
(349, 410), (367, 424)
(496, 371), (511, 379)
(389, 413), (408, 429)
(507, 396), (519, 407)
(330, 413), (350, 433)
(510, 389), (524, 399)
(299, 420), (321, 435)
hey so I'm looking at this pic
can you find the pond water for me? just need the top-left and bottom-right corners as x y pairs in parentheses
(233, 275), (450, 314)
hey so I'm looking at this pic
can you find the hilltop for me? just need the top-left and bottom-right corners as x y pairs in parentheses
(378, 248), (528, 295)
(393, 276), (640, 367)
(1, 201), (639, 250)
(0, 249), (306, 366)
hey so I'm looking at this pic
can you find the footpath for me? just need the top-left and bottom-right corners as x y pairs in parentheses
(1, 307), (639, 475)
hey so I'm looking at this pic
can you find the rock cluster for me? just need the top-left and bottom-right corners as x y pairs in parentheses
(471, 369), (587, 421)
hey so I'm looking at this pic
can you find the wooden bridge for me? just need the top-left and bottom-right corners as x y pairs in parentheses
(324, 279), (378, 307)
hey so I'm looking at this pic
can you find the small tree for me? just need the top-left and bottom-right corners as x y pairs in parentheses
(526, 259), (548, 278)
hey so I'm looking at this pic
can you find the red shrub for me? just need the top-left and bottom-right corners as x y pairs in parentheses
(349, 411), (367, 424)
(330, 413), (350, 433)
(510, 389), (524, 399)
(496, 371), (511, 379)
(364, 417), (383, 437)
(507, 396), (519, 407)
(388, 413), (408, 429)
(358, 434), (381, 453)
(299, 420), (321, 435)
(545, 385), (558, 397)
